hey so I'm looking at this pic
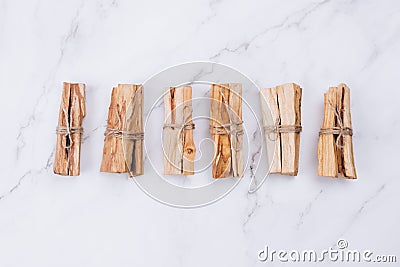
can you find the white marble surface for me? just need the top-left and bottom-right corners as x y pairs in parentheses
(1, 0), (400, 266)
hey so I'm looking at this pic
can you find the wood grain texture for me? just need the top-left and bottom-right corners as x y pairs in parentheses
(163, 86), (195, 175)
(318, 87), (339, 177)
(277, 83), (302, 176)
(338, 83), (357, 179)
(260, 87), (281, 173)
(182, 87), (196, 175)
(126, 85), (144, 177)
(100, 84), (143, 176)
(54, 82), (86, 176)
(229, 83), (244, 177)
(210, 84), (231, 178)
(163, 87), (182, 175)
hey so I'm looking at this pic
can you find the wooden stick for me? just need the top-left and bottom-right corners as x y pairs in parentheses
(318, 87), (338, 177)
(54, 82), (86, 176)
(336, 86), (344, 176)
(100, 84), (143, 176)
(163, 86), (195, 175)
(229, 83), (244, 177)
(163, 87), (182, 175)
(210, 84), (232, 178)
(182, 87), (196, 175)
(260, 87), (281, 173)
(338, 83), (357, 178)
(126, 85), (144, 177)
(277, 83), (302, 175)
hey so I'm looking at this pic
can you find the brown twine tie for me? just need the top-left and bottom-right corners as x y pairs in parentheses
(104, 128), (144, 140)
(264, 123), (302, 141)
(210, 88), (244, 152)
(56, 103), (84, 149)
(319, 99), (353, 148)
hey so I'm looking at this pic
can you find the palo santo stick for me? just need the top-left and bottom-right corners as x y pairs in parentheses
(318, 84), (356, 178)
(126, 85), (144, 177)
(100, 84), (144, 176)
(336, 86), (344, 175)
(277, 83), (302, 175)
(182, 87), (196, 175)
(163, 87), (182, 175)
(210, 84), (231, 178)
(318, 87), (338, 177)
(163, 86), (195, 175)
(338, 84), (357, 178)
(229, 83), (244, 177)
(54, 82), (86, 176)
(210, 84), (244, 178)
(260, 87), (281, 173)
(260, 83), (302, 176)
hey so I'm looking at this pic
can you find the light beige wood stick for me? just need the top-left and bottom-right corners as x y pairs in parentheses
(100, 84), (143, 176)
(126, 85), (144, 177)
(182, 87), (196, 175)
(54, 82), (86, 176)
(260, 87), (281, 173)
(163, 86), (195, 175)
(277, 83), (302, 176)
(318, 87), (339, 177)
(163, 87), (182, 175)
(210, 84), (231, 178)
(229, 83), (244, 177)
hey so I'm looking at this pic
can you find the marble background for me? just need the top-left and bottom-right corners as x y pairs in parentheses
(1, 0), (399, 266)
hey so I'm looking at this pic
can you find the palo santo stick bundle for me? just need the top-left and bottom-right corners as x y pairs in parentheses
(210, 83), (244, 178)
(260, 83), (302, 176)
(163, 86), (196, 175)
(54, 82), (86, 176)
(100, 84), (144, 177)
(318, 83), (357, 178)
